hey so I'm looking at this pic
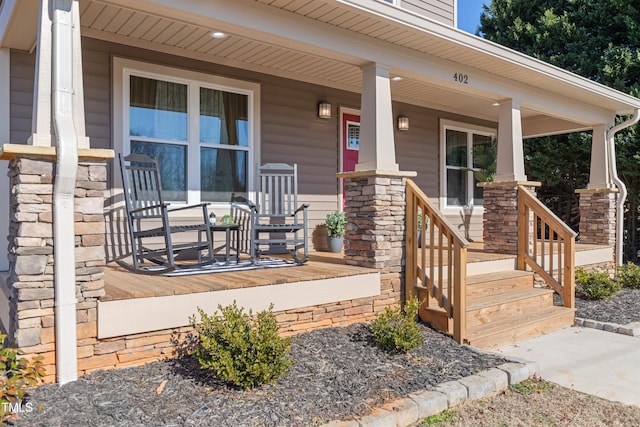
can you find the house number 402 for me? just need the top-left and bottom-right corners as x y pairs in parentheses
(453, 73), (469, 84)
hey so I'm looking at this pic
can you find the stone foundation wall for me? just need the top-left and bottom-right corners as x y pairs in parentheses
(576, 189), (617, 247)
(23, 279), (401, 381)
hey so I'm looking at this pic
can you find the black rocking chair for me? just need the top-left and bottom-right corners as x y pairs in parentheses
(249, 163), (309, 264)
(117, 153), (214, 274)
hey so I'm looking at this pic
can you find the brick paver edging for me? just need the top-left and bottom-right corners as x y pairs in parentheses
(324, 361), (539, 427)
(575, 317), (640, 338)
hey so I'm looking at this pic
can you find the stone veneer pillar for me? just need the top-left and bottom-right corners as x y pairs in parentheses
(576, 188), (617, 246)
(5, 154), (109, 382)
(480, 181), (540, 254)
(339, 171), (416, 303)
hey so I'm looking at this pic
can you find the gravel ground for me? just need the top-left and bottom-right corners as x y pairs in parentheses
(12, 289), (640, 426)
(14, 323), (507, 427)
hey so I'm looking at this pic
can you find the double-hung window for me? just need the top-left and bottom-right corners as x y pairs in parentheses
(115, 58), (260, 205)
(441, 120), (496, 209)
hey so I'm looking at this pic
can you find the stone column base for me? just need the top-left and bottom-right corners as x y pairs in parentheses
(479, 181), (541, 254)
(1, 145), (113, 382)
(576, 188), (617, 246)
(338, 170), (415, 271)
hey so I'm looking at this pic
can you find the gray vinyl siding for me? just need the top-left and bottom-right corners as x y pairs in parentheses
(82, 48), (111, 150)
(9, 51), (35, 144)
(401, 0), (455, 26)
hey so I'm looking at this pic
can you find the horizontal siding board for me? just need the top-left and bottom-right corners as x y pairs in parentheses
(10, 51), (35, 144)
(402, 0), (454, 26)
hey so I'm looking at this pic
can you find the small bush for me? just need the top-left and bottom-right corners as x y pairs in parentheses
(190, 302), (292, 389)
(0, 334), (45, 423)
(575, 268), (621, 300)
(617, 262), (640, 289)
(370, 297), (423, 352)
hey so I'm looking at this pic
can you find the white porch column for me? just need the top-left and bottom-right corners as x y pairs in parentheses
(0, 48), (9, 271)
(588, 124), (613, 189)
(495, 98), (527, 182)
(28, 0), (53, 146)
(70, 0), (89, 148)
(356, 62), (398, 172)
(28, 0), (89, 148)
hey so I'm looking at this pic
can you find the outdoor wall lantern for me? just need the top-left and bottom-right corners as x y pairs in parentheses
(397, 115), (409, 131)
(318, 102), (332, 119)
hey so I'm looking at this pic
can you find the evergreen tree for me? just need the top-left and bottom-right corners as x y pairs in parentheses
(479, 0), (640, 260)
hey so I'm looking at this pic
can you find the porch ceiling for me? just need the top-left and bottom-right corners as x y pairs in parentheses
(4, 0), (640, 135)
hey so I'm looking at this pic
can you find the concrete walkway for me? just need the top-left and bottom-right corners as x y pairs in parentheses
(498, 326), (640, 406)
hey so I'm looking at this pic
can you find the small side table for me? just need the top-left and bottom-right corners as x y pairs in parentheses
(209, 224), (241, 264)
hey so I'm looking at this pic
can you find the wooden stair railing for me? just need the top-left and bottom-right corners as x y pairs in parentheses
(517, 186), (576, 309)
(406, 180), (470, 343)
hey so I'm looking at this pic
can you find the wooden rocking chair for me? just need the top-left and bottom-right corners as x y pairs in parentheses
(249, 163), (309, 264)
(117, 153), (214, 274)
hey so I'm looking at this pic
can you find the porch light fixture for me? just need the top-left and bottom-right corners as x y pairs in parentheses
(397, 115), (409, 131)
(318, 102), (332, 119)
(211, 31), (226, 39)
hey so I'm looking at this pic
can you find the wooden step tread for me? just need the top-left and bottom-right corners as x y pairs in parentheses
(466, 270), (533, 286)
(467, 288), (554, 311)
(466, 306), (575, 347)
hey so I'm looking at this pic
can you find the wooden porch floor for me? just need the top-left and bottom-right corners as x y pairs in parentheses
(102, 242), (610, 302)
(102, 252), (375, 302)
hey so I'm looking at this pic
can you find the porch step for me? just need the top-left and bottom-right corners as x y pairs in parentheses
(465, 305), (575, 349)
(466, 288), (554, 328)
(419, 268), (575, 349)
(466, 270), (533, 298)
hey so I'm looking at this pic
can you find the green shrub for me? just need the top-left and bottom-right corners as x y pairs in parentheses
(0, 334), (45, 423)
(575, 268), (621, 300)
(190, 302), (292, 389)
(617, 262), (640, 289)
(370, 297), (423, 352)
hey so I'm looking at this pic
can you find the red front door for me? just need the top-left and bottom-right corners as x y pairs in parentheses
(341, 113), (360, 208)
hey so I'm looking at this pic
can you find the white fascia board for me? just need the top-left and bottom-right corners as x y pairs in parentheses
(100, 0), (623, 124)
(340, 0), (640, 113)
(0, 0), (17, 47)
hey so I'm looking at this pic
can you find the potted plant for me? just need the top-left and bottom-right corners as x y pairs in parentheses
(325, 211), (345, 253)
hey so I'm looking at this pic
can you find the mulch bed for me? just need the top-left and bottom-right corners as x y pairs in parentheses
(574, 287), (640, 325)
(15, 323), (506, 427)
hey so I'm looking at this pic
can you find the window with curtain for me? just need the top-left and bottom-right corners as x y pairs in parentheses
(442, 122), (496, 208)
(126, 73), (252, 204)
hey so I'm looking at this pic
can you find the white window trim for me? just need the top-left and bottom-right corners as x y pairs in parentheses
(439, 119), (496, 213)
(112, 57), (261, 210)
